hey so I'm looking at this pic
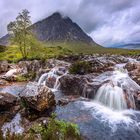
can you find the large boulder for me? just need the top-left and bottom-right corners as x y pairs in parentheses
(125, 62), (140, 85)
(18, 60), (43, 75)
(0, 92), (18, 112)
(20, 82), (56, 112)
(58, 74), (99, 98)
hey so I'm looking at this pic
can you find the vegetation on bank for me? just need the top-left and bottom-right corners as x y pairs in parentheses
(7, 9), (32, 59)
(69, 61), (91, 75)
(0, 114), (82, 140)
(0, 9), (139, 62)
(0, 41), (140, 63)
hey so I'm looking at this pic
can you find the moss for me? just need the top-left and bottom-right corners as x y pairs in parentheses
(15, 75), (28, 82)
(69, 61), (91, 75)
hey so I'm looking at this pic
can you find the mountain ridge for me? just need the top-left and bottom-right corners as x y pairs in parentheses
(0, 12), (97, 46)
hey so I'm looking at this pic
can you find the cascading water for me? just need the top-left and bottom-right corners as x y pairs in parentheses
(38, 67), (59, 86)
(94, 63), (140, 110)
(38, 66), (66, 90)
(95, 83), (128, 110)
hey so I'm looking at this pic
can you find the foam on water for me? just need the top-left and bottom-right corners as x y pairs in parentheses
(38, 67), (59, 86)
(38, 66), (67, 90)
(94, 63), (140, 110)
(82, 101), (140, 133)
(95, 84), (127, 110)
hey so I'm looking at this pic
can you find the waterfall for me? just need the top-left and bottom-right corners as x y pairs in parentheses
(94, 64), (140, 110)
(38, 67), (58, 86)
(38, 67), (66, 90)
(95, 83), (127, 110)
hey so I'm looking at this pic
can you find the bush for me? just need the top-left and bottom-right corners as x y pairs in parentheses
(0, 45), (6, 53)
(30, 113), (82, 140)
(69, 61), (91, 75)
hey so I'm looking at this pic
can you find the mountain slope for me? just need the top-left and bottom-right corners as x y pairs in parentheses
(0, 12), (98, 46)
(30, 12), (94, 44)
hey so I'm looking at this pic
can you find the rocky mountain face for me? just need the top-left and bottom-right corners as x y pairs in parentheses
(0, 34), (11, 46)
(0, 12), (95, 46)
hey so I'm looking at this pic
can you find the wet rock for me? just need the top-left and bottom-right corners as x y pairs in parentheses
(0, 79), (8, 86)
(125, 62), (140, 85)
(59, 74), (99, 98)
(20, 82), (56, 112)
(135, 93), (140, 110)
(0, 92), (18, 112)
(0, 61), (9, 73)
(18, 60), (43, 75)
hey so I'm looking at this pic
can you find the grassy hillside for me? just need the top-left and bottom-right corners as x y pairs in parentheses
(0, 41), (140, 62)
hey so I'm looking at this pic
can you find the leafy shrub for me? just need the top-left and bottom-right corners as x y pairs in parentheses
(69, 61), (91, 75)
(30, 113), (82, 140)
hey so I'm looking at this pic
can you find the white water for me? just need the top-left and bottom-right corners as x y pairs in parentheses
(82, 101), (140, 133)
(38, 67), (59, 86)
(94, 63), (140, 110)
(2, 113), (24, 136)
(38, 66), (66, 90)
(95, 84), (127, 110)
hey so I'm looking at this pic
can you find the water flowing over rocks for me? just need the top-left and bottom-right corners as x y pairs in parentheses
(81, 55), (128, 73)
(1, 56), (140, 139)
(58, 74), (99, 98)
(19, 82), (56, 112)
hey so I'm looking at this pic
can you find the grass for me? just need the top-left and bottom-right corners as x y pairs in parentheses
(0, 41), (140, 62)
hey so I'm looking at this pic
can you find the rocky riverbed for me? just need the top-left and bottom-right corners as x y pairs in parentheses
(0, 54), (140, 140)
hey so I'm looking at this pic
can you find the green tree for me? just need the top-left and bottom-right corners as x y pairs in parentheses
(7, 9), (32, 59)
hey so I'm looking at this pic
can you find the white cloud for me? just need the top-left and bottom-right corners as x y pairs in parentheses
(0, 0), (140, 47)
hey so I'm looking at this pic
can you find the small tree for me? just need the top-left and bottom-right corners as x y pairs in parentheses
(7, 9), (32, 59)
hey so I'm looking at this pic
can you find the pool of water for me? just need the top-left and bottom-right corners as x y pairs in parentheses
(0, 83), (26, 95)
(56, 100), (140, 140)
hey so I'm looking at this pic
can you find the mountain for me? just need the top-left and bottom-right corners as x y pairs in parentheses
(0, 12), (96, 46)
(0, 34), (11, 46)
(112, 43), (140, 50)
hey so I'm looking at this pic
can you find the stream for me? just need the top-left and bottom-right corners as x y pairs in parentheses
(1, 58), (140, 140)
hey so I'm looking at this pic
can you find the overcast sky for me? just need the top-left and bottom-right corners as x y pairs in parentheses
(0, 0), (140, 47)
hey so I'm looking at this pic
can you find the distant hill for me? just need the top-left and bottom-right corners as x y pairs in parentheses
(110, 43), (140, 50)
(0, 12), (99, 47)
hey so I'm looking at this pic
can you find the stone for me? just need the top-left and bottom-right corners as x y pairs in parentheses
(125, 62), (140, 85)
(0, 92), (18, 112)
(58, 74), (99, 98)
(0, 61), (9, 73)
(20, 82), (56, 112)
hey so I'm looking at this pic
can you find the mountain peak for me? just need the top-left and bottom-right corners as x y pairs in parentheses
(30, 12), (94, 43)
(0, 12), (96, 45)
(50, 12), (62, 18)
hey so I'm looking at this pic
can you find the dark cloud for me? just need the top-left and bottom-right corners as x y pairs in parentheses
(0, 0), (140, 47)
